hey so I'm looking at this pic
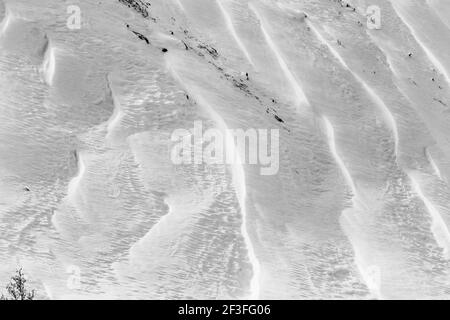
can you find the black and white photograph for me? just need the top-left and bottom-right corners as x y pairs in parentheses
(0, 0), (449, 304)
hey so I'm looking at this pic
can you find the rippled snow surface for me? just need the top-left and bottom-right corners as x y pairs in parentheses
(1, 0), (450, 299)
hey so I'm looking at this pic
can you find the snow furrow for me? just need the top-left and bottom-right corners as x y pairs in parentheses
(166, 57), (261, 299)
(249, 4), (310, 110)
(308, 21), (399, 158)
(216, 0), (254, 67)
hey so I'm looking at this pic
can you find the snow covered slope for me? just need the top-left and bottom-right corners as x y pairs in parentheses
(0, 0), (450, 299)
